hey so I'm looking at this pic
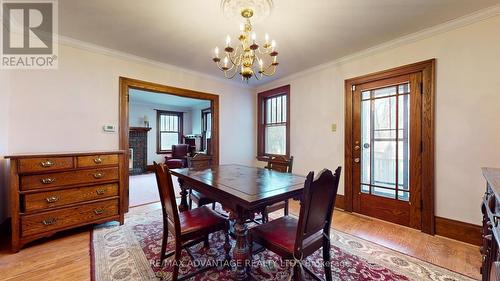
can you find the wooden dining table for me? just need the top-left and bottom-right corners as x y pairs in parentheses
(170, 164), (306, 280)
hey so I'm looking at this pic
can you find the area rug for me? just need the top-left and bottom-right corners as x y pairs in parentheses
(92, 207), (475, 281)
(129, 174), (181, 207)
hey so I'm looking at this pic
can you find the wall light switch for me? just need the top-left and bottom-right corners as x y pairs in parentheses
(103, 125), (116, 132)
(331, 123), (337, 132)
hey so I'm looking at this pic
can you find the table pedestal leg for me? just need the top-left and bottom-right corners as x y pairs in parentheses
(233, 216), (249, 280)
(177, 178), (188, 212)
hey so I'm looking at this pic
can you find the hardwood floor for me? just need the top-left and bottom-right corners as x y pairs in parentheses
(0, 202), (481, 280)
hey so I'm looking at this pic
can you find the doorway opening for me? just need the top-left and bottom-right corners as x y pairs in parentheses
(119, 77), (219, 211)
(344, 60), (435, 234)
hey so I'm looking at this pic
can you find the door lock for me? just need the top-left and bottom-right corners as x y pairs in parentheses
(354, 158), (360, 163)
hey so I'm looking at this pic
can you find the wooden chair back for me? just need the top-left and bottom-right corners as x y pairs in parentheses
(265, 155), (294, 173)
(188, 153), (212, 170)
(153, 162), (181, 233)
(294, 167), (341, 255)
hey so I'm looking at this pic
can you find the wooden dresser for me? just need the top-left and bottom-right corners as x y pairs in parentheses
(6, 151), (125, 252)
(481, 167), (500, 280)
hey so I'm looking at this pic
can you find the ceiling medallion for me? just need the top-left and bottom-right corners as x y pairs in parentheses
(212, 0), (278, 82)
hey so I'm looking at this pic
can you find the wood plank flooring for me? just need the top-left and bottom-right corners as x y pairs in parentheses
(0, 201), (481, 280)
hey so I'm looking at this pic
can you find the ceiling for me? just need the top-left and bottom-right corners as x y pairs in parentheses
(129, 89), (211, 109)
(59, 0), (500, 86)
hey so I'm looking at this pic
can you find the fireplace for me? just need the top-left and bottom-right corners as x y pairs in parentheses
(129, 127), (151, 175)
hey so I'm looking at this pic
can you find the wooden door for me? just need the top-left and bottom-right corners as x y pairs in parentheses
(351, 73), (422, 228)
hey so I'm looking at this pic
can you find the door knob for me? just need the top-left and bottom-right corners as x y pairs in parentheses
(354, 158), (360, 163)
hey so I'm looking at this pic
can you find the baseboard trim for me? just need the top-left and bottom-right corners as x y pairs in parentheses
(335, 194), (345, 210)
(435, 216), (481, 246)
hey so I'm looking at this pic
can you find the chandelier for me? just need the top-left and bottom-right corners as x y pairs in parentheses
(212, 0), (278, 82)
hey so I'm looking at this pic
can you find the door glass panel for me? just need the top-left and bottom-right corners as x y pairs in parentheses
(361, 100), (371, 186)
(372, 186), (396, 199)
(373, 86), (396, 98)
(358, 83), (410, 201)
(398, 93), (410, 193)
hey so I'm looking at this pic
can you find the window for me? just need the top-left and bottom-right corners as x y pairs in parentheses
(157, 110), (183, 153)
(201, 108), (212, 152)
(257, 85), (290, 159)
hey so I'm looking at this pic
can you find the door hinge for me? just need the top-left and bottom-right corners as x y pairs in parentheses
(352, 85), (356, 92)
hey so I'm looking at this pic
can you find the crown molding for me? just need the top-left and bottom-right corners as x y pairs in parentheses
(58, 35), (253, 90)
(256, 4), (500, 92)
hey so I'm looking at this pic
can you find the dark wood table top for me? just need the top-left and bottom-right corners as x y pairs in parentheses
(171, 164), (306, 210)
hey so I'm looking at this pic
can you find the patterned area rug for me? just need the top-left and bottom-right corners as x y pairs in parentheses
(92, 206), (475, 281)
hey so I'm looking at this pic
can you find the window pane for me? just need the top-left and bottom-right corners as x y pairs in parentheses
(373, 96), (396, 139)
(282, 95), (287, 122)
(373, 140), (396, 189)
(265, 125), (286, 155)
(361, 184), (369, 194)
(276, 96), (282, 123)
(266, 99), (271, 124)
(160, 132), (179, 150)
(271, 97), (276, 123)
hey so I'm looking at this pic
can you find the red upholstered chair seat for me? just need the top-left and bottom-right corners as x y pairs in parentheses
(179, 206), (226, 239)
(165, 159), (184, 169)
(250, 216), (323, 256)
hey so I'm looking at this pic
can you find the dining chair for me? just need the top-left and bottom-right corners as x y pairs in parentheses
(249, 167), (341, 281)
(153, 162), (231, 280)
(187, 153), (217, 210)
(261, 155), (294, 223)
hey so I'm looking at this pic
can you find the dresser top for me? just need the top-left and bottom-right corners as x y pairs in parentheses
(4, 150), (125, 159)
(483, 167), (500, 194)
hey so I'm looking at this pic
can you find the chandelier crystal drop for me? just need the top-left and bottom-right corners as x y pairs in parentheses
(212, 1), (278, 82)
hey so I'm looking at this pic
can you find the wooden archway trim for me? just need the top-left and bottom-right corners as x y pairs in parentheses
(119, 77), (220, 212)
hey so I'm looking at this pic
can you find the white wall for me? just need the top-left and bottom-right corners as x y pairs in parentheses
(0, 43), (255, 221)
(256, 15), (500, 225)
(0, 72), (11, 223)
(129, 102), (195, 164)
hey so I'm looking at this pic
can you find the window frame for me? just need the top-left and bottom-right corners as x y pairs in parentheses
(201, 107), (212, 151)
(257, 85), (290, 160)
(156, 110), (184, 154)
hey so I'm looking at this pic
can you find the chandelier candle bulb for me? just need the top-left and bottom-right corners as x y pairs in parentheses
(226, 35), (231, 47)
(214, 47), (219, 58)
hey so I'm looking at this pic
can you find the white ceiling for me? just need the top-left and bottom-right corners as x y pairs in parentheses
(59, 0), (500, 86)
(129, 89), (211, 109)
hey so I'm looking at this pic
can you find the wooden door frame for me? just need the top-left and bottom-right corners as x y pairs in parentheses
(119, 77), (220, 212)
(344, 59), (435, 234)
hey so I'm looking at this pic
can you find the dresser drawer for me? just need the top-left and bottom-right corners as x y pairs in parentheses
(20, 167), (119, 191)
(24, 183), (119, 212)
(21, 199), (119, 237)
(77, 154), (119, 168)
(18, 157), (74, 174)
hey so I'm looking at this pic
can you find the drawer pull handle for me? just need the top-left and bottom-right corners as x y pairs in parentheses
(40, 160), (54, 168)
(93, 157), (103, 164)
(45, 196), (59, 203)
(42, 217), (57, 225)
(96, 189), (106, 195)
(94, 208), (104, 215)
(41, 178), (56, 184)
(93, 172), (104, 179)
